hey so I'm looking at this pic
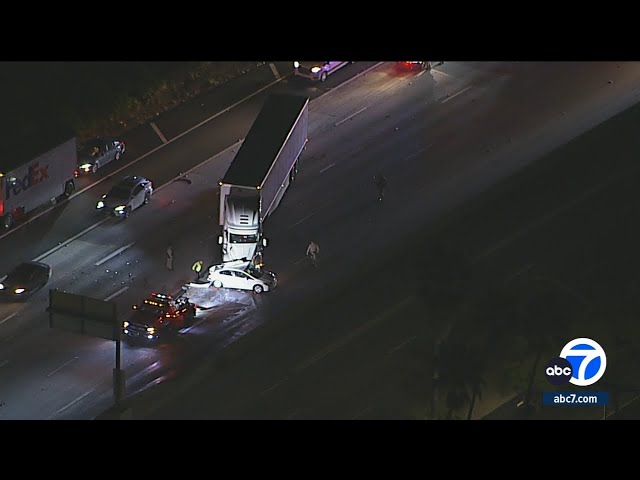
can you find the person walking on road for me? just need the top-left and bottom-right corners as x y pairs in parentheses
(374, 174), (387, 202)
(166, 244), (174, 271)
(192, 259), (204, 281)
(306, 241), (320, 268)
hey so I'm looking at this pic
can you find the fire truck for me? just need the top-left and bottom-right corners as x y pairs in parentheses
(123, 292), (196, 340)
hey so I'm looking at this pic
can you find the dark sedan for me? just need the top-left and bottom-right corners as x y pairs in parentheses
(75, 137), (126, 176)
(0, 261), (52, 299)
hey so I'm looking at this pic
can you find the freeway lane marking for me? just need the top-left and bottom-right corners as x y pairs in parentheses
(606, 394), (640, 419)
(295, 297), (413, 373)
(335, 106), (368, 127)
(401, 144), (432, 163)
(33, 220), (107, 262)
(95, 242), (136, 266)
(150, 122), (169, 143)
(386, 336), (417, 356)
(260, 377), (289, 397)
(269, 63), (281, 79)
(47, 387), (97, 419)
(104, 286), (129, 302)
(320, 162), (336, 173)
(0, 312), (18, 326)
(127, 360), (162, 385)
(0, 360), (9, 369)
(507, 263), (536, 281)
(285, 409), (299, 419)
(288, 199), (334, 231)
(289, 212), (316, 229)
(351, 406), (373, 419)
(47, 356), (79, 378)
(441, 85), (472, 103)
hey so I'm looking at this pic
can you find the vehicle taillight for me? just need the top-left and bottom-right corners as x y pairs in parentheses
(74, 170), (79, 177)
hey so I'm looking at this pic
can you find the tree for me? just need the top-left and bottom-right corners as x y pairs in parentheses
(433, 336), (487, 420)
(515, 273), (572, 415)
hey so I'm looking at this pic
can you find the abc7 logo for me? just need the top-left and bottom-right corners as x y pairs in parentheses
(545, 338), (607, 387)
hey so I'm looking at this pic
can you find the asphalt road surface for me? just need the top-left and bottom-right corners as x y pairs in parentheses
(3, 62), (640, 419)
(91, 61), (640, 420)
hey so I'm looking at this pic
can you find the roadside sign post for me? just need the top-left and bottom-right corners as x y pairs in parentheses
(48, 289), (125, 410)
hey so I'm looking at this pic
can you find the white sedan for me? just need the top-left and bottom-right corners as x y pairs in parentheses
(207, 262), (277, 294)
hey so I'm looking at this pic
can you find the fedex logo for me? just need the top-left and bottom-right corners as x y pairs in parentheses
(5, 162), (49, 200)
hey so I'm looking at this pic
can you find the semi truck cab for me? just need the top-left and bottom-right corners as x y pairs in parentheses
(218, 194), (267, 264)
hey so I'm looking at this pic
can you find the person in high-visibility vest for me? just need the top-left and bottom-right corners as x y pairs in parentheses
(192, 260), (204, 281)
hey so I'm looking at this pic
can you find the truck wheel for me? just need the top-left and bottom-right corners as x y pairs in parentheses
(115, 151), (121, 161)
(253, 284), (264, 294)
(63, 180), (75, 197)
(320, 71), (328, 82)
(2, 214), (13, 229)
(92, 162), (100, 174)
(213, 280), (222, 288)
(123, 206), (132, 219)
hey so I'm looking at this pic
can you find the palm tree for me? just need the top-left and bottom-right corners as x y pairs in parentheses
(515, 273), (572, 414)
(413, 241), (478, 418)
(465, 347), (487, 420)
(433, 335), (487, 420)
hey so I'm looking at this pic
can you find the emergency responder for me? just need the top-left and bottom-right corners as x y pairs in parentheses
(192, 259), (204, 281)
